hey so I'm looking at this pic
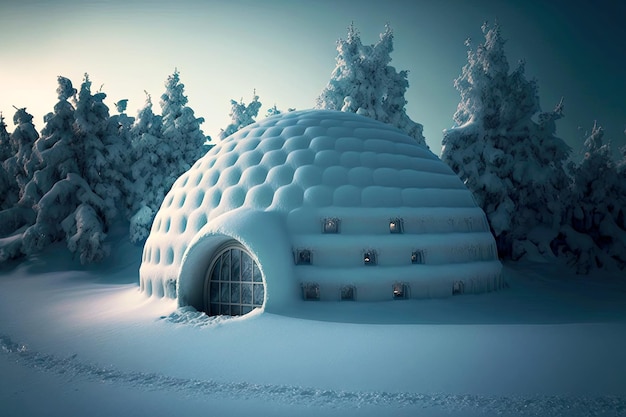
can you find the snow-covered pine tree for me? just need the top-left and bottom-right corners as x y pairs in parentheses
(441, 22), (571, 259)
(0, 112), (18, 211)
(127, 71), (210, 243)
(74, 74), (129, 222)
(218, 90), (262, 140)
(4, 107), (39, 199)
(555, 123), (626, 272)
(14, 75), (113, 263)
(160, 69), (210, 169)
(21, 76), (79, 208)
(316, 23), (426, 146)
(0, 112), (11, 161)
(127, 92), (165, 243)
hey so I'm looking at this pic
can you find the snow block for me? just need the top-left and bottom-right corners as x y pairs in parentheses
(140, 110), (502, 316)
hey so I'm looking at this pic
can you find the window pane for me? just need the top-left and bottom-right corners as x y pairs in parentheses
(241, 305), (252, 315)
(241, 252), (253, 282)
(230, 304), (241, 316)
(242, 283), (253, 304)
(253, 262), (262, 282)
(210, 281), (220, 302)
(231, 282), (241, 304)
(231, 249), (241, 281)
(253, 283), (264, 305)
(220, 250), (231, 282)
(220, 303), (230, 316)
(220, 281), (230, 303)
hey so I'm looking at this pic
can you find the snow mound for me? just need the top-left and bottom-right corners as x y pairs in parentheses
(140, 110), (501, 315)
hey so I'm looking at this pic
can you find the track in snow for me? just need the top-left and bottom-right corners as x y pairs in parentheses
(1, 333), (624, 416)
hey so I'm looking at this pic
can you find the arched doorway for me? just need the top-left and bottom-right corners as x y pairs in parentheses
(204, 241), (264, 316)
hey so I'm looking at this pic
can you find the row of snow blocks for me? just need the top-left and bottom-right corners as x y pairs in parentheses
(286, 206), (491, 235)
(297, 263), (503, 302)
(287, 207), (502, 302)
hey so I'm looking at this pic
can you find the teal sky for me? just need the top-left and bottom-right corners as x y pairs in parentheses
(0, 0), (624, 157)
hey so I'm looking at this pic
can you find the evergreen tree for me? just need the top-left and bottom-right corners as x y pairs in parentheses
(127, 71), (209, 243)
(0, 112), (11, 161)
(21, 76), (78, 208)
(159, 69), (209, 166)
(15, 75), (113, 263)
(555, 123), (626, 272)
(218, 90), (262, 140)
(0, 113), (17, 210)
(441, 22), (571, 259)
(73, 73), (127, 223)
(0, 108), (39, 261)
(4, 107), (39, 199)
(316, 24), (426, 146)
(127, 92), (166, 243)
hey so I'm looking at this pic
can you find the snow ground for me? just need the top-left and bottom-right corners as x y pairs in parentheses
(1, 237), (625, 417)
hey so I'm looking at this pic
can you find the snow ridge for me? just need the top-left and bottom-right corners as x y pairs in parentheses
(2, 333), (624, 416)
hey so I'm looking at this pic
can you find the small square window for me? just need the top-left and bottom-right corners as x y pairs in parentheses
(295, 249), (311, 265)
(393, 282), (408, 299)
(389, 218), (403, 234)
(411, 250), (424, 264)
(453, 280), (464, 295)
(363, 250), (377, 266)
(340, 285), (355, 301)
(302, 283), (320, 301)
(322, 217), (340, 234)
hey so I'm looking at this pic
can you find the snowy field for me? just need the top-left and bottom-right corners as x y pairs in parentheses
(1, 232), (625, 417)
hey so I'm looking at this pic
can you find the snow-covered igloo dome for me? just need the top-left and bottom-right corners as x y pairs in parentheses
(140, 109), (501, 316)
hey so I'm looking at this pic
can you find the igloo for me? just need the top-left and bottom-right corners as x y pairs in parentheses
(140, 109), (502, 316)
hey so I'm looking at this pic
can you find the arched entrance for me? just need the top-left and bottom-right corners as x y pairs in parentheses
(204, 241), (264, 316)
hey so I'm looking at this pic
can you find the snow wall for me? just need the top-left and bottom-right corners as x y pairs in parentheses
(140, 110), (502, 315)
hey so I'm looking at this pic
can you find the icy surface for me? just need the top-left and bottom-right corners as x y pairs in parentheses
(141, 110), (501, 312)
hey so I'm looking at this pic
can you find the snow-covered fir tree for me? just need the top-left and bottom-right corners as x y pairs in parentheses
(73, 74), (129, 222)
(20, 76), (79, 208)
(127, 93), (165, 243)
(554, 123), (626, 272)
(1, 71), (212, 261)
(160, 69), (209, 164)
(0, 112), (11, 161)
(4, 107), (39, 199)
(1, 93), (77, 262)
(15, 75), (118, 263)
(441, 22), (571, 259)
(127, 71), (210, 243)
(316, 24), (426, 146)
(218, 91), (262, 140)
(0, 112), (18, 211)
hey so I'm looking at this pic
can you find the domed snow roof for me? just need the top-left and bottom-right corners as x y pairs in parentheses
(140, 110), (501, 315)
